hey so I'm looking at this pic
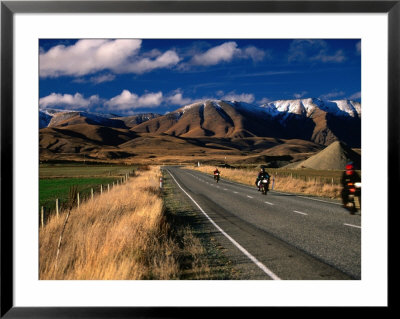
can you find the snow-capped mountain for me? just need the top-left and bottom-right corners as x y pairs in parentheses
(261, 98), (361, 121)
(39, 108), (124, 128)
(130, 98), (361, 147)
(39, 97), (361, 147)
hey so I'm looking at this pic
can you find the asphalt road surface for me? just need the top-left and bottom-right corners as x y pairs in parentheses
(164, 166), (361, 280)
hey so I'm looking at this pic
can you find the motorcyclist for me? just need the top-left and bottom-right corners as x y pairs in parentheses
(255, 167), (270, 191)
(213, 168), (220, 182)
(341, 163), (361, 209)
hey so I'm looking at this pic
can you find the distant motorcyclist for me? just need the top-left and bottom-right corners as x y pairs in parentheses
(341, 163), (361, 210)
(213, 168), (220, 183)
(256, 167), (270, 192)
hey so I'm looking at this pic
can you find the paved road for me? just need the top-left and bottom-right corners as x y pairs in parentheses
(164, 166), (361, 280)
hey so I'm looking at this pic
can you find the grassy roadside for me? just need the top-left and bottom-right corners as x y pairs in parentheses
(39, 166), (176, 280)
(161, 170), (240, 279)
(186, 165), (343, 200)
(39, 165), (238, 280)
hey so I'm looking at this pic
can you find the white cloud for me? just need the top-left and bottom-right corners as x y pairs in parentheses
(319, 91), (346, 100)
(89, 74), (116, 84)
(294, 91), (308, 99)
(166, 92), (193, 106)
(123, 50), (180, 74)
(258, 97), (271, 105)
(191, 42), (266, 67)
(288, 40), (346, 63)
(105, 90), (163, 110)
(40, 39), (142, 77)
(222, 91), (255, 103)
(311, 50), (346, 63)
(192, 42), (240, 66)
(348, 91), (361, 100)
(40, 39), (180, 77)
(39, 92), (100, 109)
(242, 46), (266, 62)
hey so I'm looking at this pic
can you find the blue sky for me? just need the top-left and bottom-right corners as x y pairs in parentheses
(39, 39), (361, 116)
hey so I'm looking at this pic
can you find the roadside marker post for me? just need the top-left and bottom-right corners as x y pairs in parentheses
(41, 206), (44, 228)
(160, 177), (163, 188)
(56, 198), (59, 218)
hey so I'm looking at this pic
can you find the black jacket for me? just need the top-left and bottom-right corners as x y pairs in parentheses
(341, 171), (361, 189)
(257, 171), (270, 181)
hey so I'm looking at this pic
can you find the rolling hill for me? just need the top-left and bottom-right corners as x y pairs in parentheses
(39, 98), (361, 166)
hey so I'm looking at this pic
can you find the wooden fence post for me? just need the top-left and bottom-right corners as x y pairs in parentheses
(101, 184), (103, 194)
(41, 206), (44, 228)
(91, 188), (94, 200)
(108, 184), (110, 192)
(77, 192), (80, 208)
(56, 199), (59, 218)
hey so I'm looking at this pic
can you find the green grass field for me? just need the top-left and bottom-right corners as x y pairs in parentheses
(39, 164), (137, 216)
(39, 164), (135, 178)
(39, 177), (120, 212)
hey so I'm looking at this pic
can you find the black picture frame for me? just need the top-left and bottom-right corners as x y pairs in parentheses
(1, 1), (395, 317)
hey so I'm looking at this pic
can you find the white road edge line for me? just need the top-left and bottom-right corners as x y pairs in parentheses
(344, 223), (361, 229)
(293, 210), (308, 216)
(167, 169), (281, 280)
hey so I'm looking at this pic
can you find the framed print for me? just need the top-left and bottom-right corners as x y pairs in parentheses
(1, 0), (395, 317)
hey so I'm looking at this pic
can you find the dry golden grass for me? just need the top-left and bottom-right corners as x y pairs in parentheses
(40, 166), (180, 280)
(187, 165), (341, 199)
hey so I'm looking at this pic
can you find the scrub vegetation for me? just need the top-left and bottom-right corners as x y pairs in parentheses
(186, 165), (344, 199)
(39, 165), (234, 280)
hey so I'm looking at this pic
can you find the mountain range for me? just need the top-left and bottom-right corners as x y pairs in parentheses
(39, 98), (361, 166)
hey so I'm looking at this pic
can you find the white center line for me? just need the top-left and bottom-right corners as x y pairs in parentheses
(247, 195), (253, 199)
(233, 191), (238, 194)
(167, 169), (281, 280)
(223, 188), (228, 191)
(265, 201), (274, 205)
(344, 223), (361, 229)
(293, 210), (308, 216)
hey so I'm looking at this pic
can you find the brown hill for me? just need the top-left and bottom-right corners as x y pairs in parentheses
(48, 111), (126, 128)
(287, 141), (361, 170)
(131, 100), (283, 139)
(130, 100), (360, 147)
(39, 100), (361, 164)
(112, 113), (161, 128)
(40, 124), (138, 153)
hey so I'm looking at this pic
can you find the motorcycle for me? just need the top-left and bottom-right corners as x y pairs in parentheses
(258, 178), (269, 195)
(345, 182), (361, 214)
(214, 172), (220, 183)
